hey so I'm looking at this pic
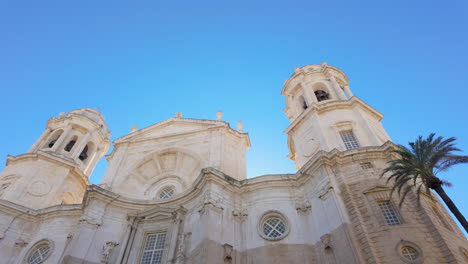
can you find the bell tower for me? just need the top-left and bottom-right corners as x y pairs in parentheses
(0, 108), (110, 209)
(283, 63), (391, 169)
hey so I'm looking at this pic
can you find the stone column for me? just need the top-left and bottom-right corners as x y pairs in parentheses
(51, 126), (73, 152)
(71, 132), (91, 160)
(343, 85), (353, 98)
(329, 76), (347, 100)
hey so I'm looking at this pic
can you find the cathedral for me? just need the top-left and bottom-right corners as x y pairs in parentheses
(0, 63), (467, 264)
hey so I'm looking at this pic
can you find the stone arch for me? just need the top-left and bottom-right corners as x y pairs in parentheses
(43, 129), (63, 149)
(119, 147), (205, 199)
(312, 82), (331, 102)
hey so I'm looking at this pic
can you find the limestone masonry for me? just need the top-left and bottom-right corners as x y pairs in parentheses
(0, 63), (467, 264)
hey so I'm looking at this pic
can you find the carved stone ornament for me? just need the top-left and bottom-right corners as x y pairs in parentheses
(320, 234), (332, 250)
(100, 241), (119, 263)
(198, 191), (224, 215)
(176, 232), (191, 260)
(295, 199), (312, 215)
(14, 238), (28, 247)
(318, 183), (333, 200)
(79, 215), (102, 228)
(223, 243), (234, 263)
(232, 208), (248, 222)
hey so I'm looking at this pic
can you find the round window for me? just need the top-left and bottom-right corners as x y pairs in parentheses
(159, 187), (174, 199)
(395, 241), (423, 263)
(401, 246), (419, 261)
(258, 211), (290, 241)
(26, 240), (53, 264)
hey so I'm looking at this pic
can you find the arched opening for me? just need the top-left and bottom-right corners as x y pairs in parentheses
(314, 90), (330, 102)
(79, 142), (94, 162)
(313, 83), (331, 102)
(64, 136), (78, 152)
(45, 129), (63, 148)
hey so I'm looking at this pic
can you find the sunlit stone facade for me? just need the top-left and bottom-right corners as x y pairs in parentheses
(0, 63), (467, 264)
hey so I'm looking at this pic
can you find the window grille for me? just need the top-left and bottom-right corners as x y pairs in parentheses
(377, 200), (401, 226)
(262, 217), (286, 239)
(340, 130), (360, 150)
(401, 246), (419, 261)
(360, 162), (373, 169)
(140, 233), (166, 264)
(159, 188), (174, 199)
(26, 242), (51, 264)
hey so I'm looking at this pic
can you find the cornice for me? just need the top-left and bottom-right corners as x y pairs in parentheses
(108, 119), (250, 157)
(284, 96), (385, 134)
(0, 143), (397, 219)
(47, 114), (111, 141)
(114, 117), (229, 143)
(281, 63), (349, 95)
(6, 152), (89, 185)
(0, 199), (83, 221)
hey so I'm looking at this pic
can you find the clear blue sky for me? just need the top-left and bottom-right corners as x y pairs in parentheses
(0, 0), (467, 227)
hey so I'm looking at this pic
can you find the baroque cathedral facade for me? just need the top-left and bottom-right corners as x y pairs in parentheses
(0, 63), (467, 264)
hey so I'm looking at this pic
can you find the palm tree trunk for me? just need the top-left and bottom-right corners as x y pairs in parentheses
(433, 185), (468, 233)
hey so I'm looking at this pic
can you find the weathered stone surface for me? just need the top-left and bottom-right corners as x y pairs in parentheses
(0, 64), (466, 264)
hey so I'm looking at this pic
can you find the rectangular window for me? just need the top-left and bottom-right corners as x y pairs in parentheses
(140, 232), (166, 264)
(340, 130), (360, 150)
(377, 200), (401, 226)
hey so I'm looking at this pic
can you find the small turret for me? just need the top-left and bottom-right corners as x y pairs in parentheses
(283, 63), (390, 169)
(0, 108), (110, 209)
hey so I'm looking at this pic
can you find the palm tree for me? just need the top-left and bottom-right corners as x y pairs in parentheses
(382, 133), (468, 233)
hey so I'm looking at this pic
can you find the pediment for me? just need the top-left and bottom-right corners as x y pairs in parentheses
(363, 185), (391, 194)
(115, 118), (227, 143)
(132, 205), (186, 221)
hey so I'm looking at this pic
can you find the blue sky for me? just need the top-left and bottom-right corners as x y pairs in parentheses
(0, 0), (467, 228)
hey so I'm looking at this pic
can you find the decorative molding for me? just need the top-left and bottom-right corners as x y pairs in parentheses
(232, 208), (248, 222)
(320, 234), (332, 249)
(295, 198), (311, 215)
(14, 238), (28, 247)
(318, 184), (334, 200)
(79, 215), (102, 228)
(198, 191), (224, 215)
(100, 241), (119, 263)
(176, 232), (191, 261)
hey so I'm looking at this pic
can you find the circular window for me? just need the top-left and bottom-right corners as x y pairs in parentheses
(159, 187), (174, 199)
(401, 246), (419, 260)
(396, 241), (423, 263)
(25, 240), (53, 264)
(258, 211), (290, 241)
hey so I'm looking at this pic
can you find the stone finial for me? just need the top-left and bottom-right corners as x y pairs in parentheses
(176, 112), (182, 118)
(58, 111), (66, 118)
(131, 125), (137, 132)
(237, 121), (243, 132)
(216, 111), (223, 121)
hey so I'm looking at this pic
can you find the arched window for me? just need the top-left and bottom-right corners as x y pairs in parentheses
(79, 145), (89, 161)
(45, 130), (63, 149)
(64, 136), (77, 152)
(314, 90), (330, 102)
(25, 240), (53, 264)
